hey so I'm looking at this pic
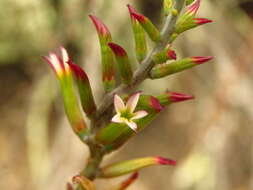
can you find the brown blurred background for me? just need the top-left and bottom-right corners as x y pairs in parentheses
(1, 0), (253, 190)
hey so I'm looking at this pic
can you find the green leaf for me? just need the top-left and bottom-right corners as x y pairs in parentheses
(99, 157), (176, 178)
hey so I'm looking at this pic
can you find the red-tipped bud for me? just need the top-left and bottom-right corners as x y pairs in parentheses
(89, 15), (111, 37)
(167, 49), (177, 60)
(194, 18), (213, 25)
(150, 96), (164, 112)
(130, 12), (146, 23)
(168, 92), (195, 102)
(187, 0), (201, 16)
(108, 42), (127, 57)
(191, 56), (213, 64)
(127, 4), (138, 20)
(156, 157), (177, 166)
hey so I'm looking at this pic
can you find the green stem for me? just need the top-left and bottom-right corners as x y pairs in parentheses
(81, 147), (104, 180)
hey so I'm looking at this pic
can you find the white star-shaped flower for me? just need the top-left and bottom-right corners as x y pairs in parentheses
(112, 93), (148, 132)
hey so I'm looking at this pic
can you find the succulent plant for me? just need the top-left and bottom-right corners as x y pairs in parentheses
(44, 0), (213, 189)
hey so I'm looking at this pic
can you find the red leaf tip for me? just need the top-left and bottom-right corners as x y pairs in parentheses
(89, 15), (110, 36)
(127, 4), (138, 19)
(108, 42), (127, 57)
(194, 18), (213, 25)
(167, 50), (177, 60)
(191, 56), (213, 64)
(150, 96), (164, 112)
(187, 0), (201, 15)
(157, 157), (177, 166)
(130, 12), (146, 23)
(168, 92), (195, 102)
(68, 61), (89, 80)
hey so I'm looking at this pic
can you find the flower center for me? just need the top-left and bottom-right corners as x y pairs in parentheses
(120, 110), (134, 120)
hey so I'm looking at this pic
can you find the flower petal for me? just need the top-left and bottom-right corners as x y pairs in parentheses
(126, 92), (140, 112)
(114, 94), (125, 113)
(125, 121), (138, 132)
(112, 114), (122, 123)
(60, 47), (71, 72)
(49, 53), (64, 76)
(132, 110), (148, 120)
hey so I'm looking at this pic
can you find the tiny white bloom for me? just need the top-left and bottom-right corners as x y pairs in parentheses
(112, 93), (148, 132)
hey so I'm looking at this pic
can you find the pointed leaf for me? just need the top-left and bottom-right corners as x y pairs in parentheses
(127, 5), (148, 62)
(150, 56), (213, 79)
(89, 15), (116, 92)
(68, 62), (97, 118)
(175, 16), (212, 34)
(108, 42), (133, 84)
(130, 9), (161, 42)
(99, 157), (176, 178)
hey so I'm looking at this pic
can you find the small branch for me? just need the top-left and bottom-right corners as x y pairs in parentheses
(94, 0), (185, 125)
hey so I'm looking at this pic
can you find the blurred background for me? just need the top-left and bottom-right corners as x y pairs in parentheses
(1, 0), (253, 190)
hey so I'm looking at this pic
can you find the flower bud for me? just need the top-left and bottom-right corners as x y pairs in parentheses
(99, 157), (176, 178)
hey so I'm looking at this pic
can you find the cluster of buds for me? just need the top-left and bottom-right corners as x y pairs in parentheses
(44, 0), (213, 189)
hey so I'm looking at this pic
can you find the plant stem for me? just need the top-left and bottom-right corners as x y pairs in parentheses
(81, 147), (104, 180)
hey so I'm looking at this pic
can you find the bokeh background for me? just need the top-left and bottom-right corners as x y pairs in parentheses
(1, 0), (253, 190)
